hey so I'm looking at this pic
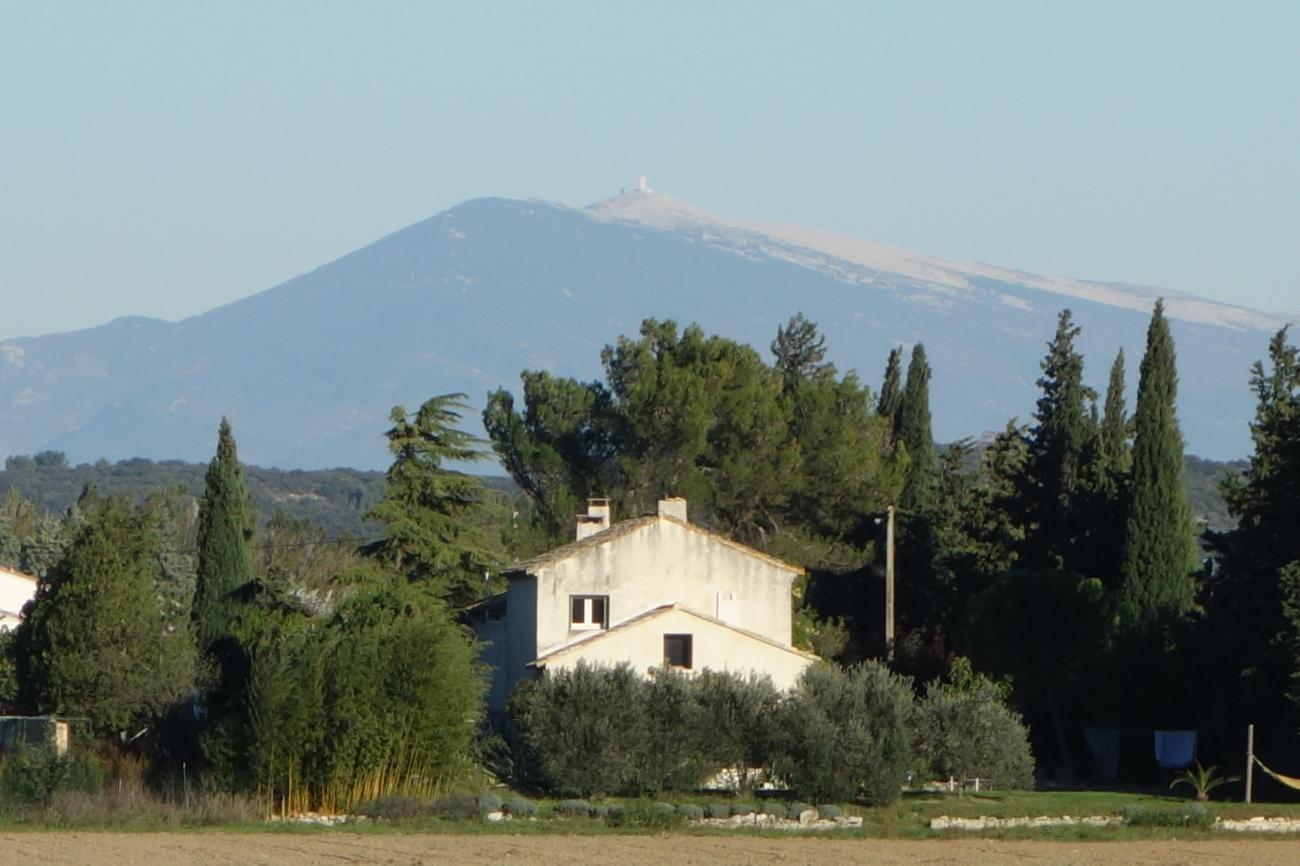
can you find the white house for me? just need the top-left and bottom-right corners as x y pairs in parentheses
(0, 566), (38, 632)
(469, 497), (817, 718)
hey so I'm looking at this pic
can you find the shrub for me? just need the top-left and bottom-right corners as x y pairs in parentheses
(789, 801), (813, 818)
(430, 793), (478, 821)
(476, 791), (503, 815)
(677, 803), (704, 819)
(629, 669), (717, 794)
(503, 795), (537, 817)
(730, 802), (755, 816)
(509, 663), (647, 797)
(602, 800), (680, 829)
(1120, 803), (1211, 828)
(354, 794), (427, 820)
(555, 798), (594, 817)
(817, 804), (844, 819)
(692, 670), (783, 792)
(0, 744), (102, 809)
(760, 801), (788, 820)
(706, 803), (731, 819)
(915, 658), (1035, 789)
(779, 662), (917, 805)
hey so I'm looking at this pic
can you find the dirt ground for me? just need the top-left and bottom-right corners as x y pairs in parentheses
(5, 833), (1300, 866)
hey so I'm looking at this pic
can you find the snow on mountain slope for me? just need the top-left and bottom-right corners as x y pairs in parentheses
(586, 189), (1285, 333)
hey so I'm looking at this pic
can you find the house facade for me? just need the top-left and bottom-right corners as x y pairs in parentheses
(0, 566), (37, 632)
(470, 497), (817, 718)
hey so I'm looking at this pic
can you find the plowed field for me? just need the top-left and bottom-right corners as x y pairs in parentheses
(4, 833), (1300, 866)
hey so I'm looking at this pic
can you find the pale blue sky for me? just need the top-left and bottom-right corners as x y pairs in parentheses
(2, 1), (1297, 339)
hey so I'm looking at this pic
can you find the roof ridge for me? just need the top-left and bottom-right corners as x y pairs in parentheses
(504, 513), (804, 576)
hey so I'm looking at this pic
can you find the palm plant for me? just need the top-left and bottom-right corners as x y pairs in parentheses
(1169, 761), (1239, 802)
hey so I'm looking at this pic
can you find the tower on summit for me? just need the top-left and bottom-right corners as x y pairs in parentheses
(638, 176), (653, 194)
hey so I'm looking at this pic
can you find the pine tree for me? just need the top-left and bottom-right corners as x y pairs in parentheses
(1120, 299), (1197, 623)
(192, 418), (255, 651)
(877, 347), (904, 433)
(369, 393), (496, 605)
(771, 312), (829, 385)
(1206, 327), (1300, 724)
(1020, 309), (1096, 569)
(897, 344), (935, 512)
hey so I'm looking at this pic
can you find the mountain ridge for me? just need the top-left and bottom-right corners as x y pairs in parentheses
(0, 191), (1280, 468)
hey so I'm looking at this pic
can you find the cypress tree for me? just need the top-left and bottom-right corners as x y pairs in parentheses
(1077, 348), (1131, 585)
(192, 418), (255, 650)
(877, 347), (904, 433)
(16, 496), (193, 732)
(897, 344), (934, 512)
(1097, 349), (1132, 481)
(1120, 300), (1197, 623)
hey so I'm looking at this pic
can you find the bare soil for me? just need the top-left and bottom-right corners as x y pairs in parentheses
(4, 833), (1300, 866)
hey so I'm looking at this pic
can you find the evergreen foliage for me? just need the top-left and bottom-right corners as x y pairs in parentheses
(15, 495), (196, 732)
(770, 312), (829, 384)
(486, 318), (903, 556)
(1120, 300), (1197, 624)
(1019, 309), (1097, 570)
(896, 344), (935, 512)
(192, 418), (256, 651)
(368, 394), (497, 605)
(877, 347), (904, 431)
(1205, 327), (1300, 738)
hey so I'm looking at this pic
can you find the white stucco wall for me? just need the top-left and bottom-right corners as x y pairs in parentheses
(542, 607), (814, 691)
(475, 514), (807, 714)
(531, 517), (797, 658)
(0, 568), (36, 632)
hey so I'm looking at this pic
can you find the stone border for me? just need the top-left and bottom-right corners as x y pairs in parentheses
(931, 815), (1120, 830)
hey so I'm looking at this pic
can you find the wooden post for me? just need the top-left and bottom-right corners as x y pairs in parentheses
(885, 505), (896, 661)
(1246, 723), (1255, 804)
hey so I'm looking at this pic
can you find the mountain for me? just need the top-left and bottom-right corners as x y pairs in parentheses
(0, 189), (1283, 469)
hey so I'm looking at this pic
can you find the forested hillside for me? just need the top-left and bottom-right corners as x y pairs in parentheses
(0, 446), (1238, 543)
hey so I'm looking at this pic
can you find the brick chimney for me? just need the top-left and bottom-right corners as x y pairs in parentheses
(575, 498), (612, 540)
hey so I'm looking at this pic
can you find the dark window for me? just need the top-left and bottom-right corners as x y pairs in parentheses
(570, 595), (609, 629)
(664, 634), (693, 669)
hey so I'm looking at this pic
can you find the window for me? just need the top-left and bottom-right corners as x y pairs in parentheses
(663, 634), (693, 669)
(570, 595), (608, 630)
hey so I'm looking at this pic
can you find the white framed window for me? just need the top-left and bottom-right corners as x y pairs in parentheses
(570, 595), (608, 630)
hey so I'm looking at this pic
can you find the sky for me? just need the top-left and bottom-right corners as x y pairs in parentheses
(2, 1), (1297, 340)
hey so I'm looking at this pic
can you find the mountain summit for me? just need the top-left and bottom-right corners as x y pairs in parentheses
(0, 190), (1280, 468)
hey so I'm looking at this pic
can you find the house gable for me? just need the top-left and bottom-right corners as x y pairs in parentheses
(530, 603), (816, 692)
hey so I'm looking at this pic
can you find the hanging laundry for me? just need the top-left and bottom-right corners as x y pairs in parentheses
(1154, 730), (1197, 769)
(1084, 727), (1121, 781)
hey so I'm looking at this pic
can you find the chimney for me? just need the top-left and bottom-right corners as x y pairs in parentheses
(657, 497), (687, 523)
(575, 498), (612, 541)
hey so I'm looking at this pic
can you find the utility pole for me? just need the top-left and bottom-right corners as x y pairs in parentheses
(885, 504), (896, 661)
(1246, 723), (1255, 804)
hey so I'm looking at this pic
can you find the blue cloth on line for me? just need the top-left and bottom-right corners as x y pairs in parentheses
(1084, 727), (1121, 781)
(1154, 730), (1197, 769)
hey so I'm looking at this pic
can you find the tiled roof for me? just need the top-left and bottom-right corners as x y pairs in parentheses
(503, 514), (804, 577)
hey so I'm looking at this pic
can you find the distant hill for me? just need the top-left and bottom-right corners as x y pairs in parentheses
(0, 190), (1281, 469)
(1, 450), (1237, 542)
